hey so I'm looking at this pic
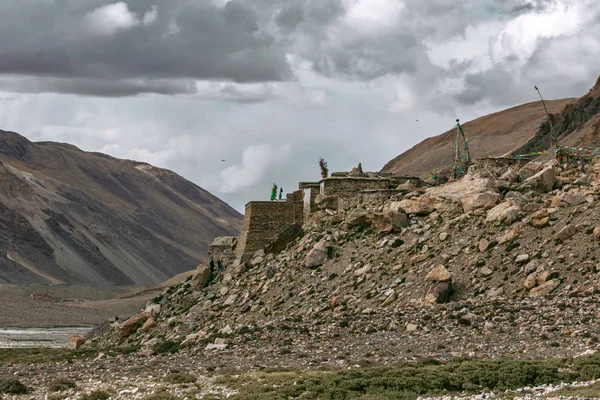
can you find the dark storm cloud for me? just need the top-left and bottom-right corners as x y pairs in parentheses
(0, 0), (291, 95)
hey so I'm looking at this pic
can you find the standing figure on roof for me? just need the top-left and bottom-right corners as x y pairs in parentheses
(279, 187), (283, 200)
(270, 183), (278, 201)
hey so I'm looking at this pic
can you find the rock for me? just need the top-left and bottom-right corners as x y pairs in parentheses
(411, 254), (429, 264)
(214, 338), (230, 345)
(406, 323), (418, 332)
(487, 287), (504, 298)
(524, 165), (556, 192)
(250, 256), (264, 267)
(594, 226), (600, 239)
(118, 313), (149, 339)
(424, 281), (454, 304)
(439, 232), (449, 241)
(141, 317), (156, 333)
(191, 264), (212, 288)
(531, 217), (549, 228)
(561, 192), (586, 206)
(304, 240), (328, 267)
(396, 197), (435, 216)
(555, 225), (577, 242)
(345, 209), (371, 228)
(461, 191), (501, 213)
(498, 227), (518, 244)
(425, 265), (451, 282)
(315, 195), (339, 211)
(479, 267), (494, 277)
(523, 260), (539, 275)
(515, 254), (530, 264)
(524, 273), (537, 289)
(144, 303), (161, 316)
(218, 325), (233, 335)
(354, 264), (372, 277)
(382, 291), (398, 307)
(205, 343), (228, 350)
(478, 239), (490, 252)
(484, 321), (495, 330)
(485, 202), (520, 224)
(138, 348), (155, 357)
(68, 335), (86, 350)
(529, 279), (560, 296)
(371, 211), (408, 233)
(223, 294), (238, 307)
(536, 270), (559, 285)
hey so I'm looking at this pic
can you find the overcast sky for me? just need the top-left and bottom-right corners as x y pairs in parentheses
(0, 0), (598, 212)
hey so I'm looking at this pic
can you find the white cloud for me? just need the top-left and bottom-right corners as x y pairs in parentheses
(83, 2), (156, 37)
(218, 144), (292, 194)
(142, 6), (158, 25)
(83, 2), (140, 36)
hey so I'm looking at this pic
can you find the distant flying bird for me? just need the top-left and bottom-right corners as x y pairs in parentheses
(221, 159), (226, 162)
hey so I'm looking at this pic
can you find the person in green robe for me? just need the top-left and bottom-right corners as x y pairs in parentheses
(270, 183), (277, 200)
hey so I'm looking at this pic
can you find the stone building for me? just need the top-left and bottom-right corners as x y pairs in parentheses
(233, 171), (428, 260)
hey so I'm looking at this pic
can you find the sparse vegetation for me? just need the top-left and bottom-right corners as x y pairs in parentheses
(164, 373), (196, 384)
(0, 378), (28, 394)
(154, 340), (181, 354)
(49, 378), (77, 392)
(80, 390), (110, 400)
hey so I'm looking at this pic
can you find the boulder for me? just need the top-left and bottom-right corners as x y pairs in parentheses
(530, 279), (560, 296)
(304, 240), (328, 267)
(524, 165), (556, 192)
(68, 335), (86, 350)
(594, 226), (600, 239)
(555, 225), (577, 242)
(191, 264), (212, 288)
(141, 317), (156, 333)
(382, 291), (398, 307)
(345, 209), (371, 228)
(479, 267), (494, 277)
(425, 265), (451, 282)
(424, 281), (454, 304)
(485, 202), (520, 224)
(315, 195), (339, 211)
(531, 217), (549, 228)
(406, 323), (418, 332)
(560, 192), (586, 206)
(523, 273), (537, 289)
(118, 312), (150, 339)
(515, 254), (529, 264)
(371, 211), (408, 234)
(461, 192), (501, 213)
(498, 227), (518, 244)
(223, 294), (238, 307)
(478, 239), (490, 252)
(396, 197), (435, 216)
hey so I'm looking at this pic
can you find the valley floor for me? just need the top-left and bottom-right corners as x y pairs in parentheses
(2, 348), (600, 399)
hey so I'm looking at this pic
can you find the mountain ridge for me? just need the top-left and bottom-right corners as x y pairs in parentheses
(0, 129), (242, 286)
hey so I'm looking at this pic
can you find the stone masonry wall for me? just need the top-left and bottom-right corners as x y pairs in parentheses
(235, 198), (303, 260)
(322, 177), (392, 197)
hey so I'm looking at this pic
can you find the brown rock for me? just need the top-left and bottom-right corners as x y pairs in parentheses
(345, 210), (371, 228)
(141, 317), (156, 333)
(304, 240), (328, 267)
(524, 165), (556, 192)
(531, 217), (550, 228)
(529, 279), (560, 296)
(424, 281), (454, 304)
(68, 335), (86, 350)
(536, 270), (559, 285)
(411, 254), (429, 264)
(593, 226), (600, 239)
(478, 239), (490, 252)
(192, 264), (212, 288)
(118, 313), (150, 339)
(461, 191), (501, 213)
(498, 227), (518, 244)
(555, 225), (577, 242)
(425, 265), (451, 282)
(523, 273), (537, 289)
(397, 197), (435, 216)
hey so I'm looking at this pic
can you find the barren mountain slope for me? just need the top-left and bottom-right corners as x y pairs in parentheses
(0, 130), (242, 286)
(382, 99), (574, 177)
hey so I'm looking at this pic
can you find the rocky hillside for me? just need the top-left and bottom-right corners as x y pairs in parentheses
(92, 157), (600, 366)
(383, 76), (600, 177)
(0, 130), (242, 286)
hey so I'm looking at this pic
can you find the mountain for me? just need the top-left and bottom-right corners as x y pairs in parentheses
(0, 130), (242, 286)
(383, 75), (600, 178)
(381, 98), (575, 177)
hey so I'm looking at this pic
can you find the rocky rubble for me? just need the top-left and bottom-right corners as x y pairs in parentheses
(89, 158), (600, 370)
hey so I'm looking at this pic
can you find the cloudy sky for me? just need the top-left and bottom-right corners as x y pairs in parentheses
(0, 0), (598, 211)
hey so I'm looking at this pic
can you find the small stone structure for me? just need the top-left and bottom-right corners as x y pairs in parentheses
(232, 171), (429, 260)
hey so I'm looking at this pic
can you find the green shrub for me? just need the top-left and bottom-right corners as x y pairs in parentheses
(80, 390), (110, 400)
(154, 341), (181, 354)
(49, 378), (77, 392)
(165, 373), (196, 384)
(0, 378), (28, 394)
